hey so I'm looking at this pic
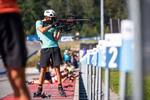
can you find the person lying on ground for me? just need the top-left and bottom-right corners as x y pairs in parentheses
(28, 67), (52, 84)
(52, 68), (80, 83)
(67, 70), (80, 82)
(28, 68), (69, 84)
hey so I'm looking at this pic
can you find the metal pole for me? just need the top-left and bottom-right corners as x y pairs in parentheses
(101, 0), (110, 98)
(119, 71), (127, 100)
(110, 18), (113, 33)
(92, 66), (96, 100)
(98, 67), (102, 100)
(98, 0), (104, 100)
(128, 0), (143, 100)
(105, 68), (109, 100)
(101, 0), (104, 39)
(118, 19), (121, 33)
(95, 67), (99, 100)
(82, 64), (85, 85)
(82, 64), (88, 95)
(86, 65), (89, 95)
(89, 65), (92, 100)
(86, 65), (89, 98)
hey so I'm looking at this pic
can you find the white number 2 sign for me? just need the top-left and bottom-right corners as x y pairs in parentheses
(106, 47), (120, 69)
(105, 33), (122, 69)
(108, 47), (118, 68)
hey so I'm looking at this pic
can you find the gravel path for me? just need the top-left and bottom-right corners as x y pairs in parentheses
(102, 83), (119, 100)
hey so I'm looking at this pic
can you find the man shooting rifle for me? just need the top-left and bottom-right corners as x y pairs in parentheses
(35, 9), (66, 97)
(42, 14), (90, 32)
(35, 9), (90, 98)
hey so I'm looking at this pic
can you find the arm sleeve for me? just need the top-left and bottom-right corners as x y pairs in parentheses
(54, 28), (57, 34)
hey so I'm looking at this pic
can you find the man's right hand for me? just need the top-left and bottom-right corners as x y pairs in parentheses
(51, 22), (59, 27)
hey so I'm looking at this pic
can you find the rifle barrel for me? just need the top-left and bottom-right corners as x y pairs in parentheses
(57, 19), (90, 22)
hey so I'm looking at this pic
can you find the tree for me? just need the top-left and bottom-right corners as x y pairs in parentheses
(18, 0), (50, 35)
(17, 0), (127, 37)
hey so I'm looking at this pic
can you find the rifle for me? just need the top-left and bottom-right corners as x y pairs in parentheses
(42, 15), (90, 32)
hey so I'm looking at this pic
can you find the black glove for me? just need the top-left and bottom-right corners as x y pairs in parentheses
(51, 22), (58, 27)
(58, 27), (62, 32)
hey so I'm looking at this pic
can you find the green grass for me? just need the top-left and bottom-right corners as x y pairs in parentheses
(102, 69), (120, 94)
(143, 74), (150, 100)
(126, 73), (132, 97)
(109, 70), (120, 94)
(102, 69), (132, 96)
(26, 52), (40, 67)
(102, 69), (150, 100)
(58, 40), (98, 50)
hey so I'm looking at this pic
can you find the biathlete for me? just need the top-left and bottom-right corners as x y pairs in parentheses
(35, 9), (66, 97)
